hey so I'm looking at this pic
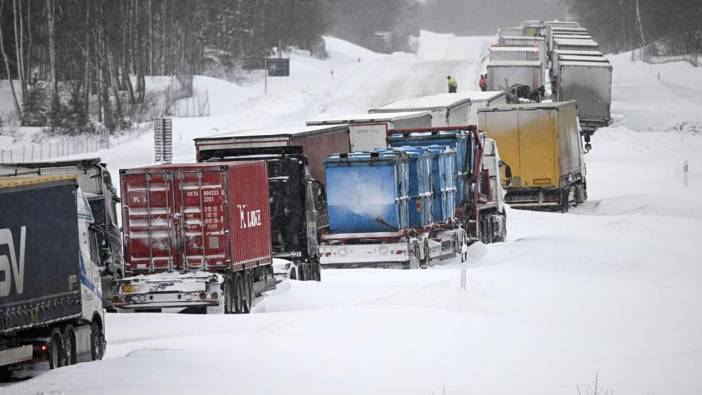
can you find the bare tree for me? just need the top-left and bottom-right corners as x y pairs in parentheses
(0, 0), (22, 116)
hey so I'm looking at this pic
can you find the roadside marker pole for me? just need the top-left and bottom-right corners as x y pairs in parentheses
(460, 260), (468, 290)
(684, 160), (688, 188)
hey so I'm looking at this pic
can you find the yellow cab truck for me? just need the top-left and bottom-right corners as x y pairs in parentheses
(477, 101), (586, 212)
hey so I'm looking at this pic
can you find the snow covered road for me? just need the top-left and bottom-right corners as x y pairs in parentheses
(3, 32), (702, 395)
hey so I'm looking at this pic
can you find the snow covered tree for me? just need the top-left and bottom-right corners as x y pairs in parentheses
(21, 84), (48, 126)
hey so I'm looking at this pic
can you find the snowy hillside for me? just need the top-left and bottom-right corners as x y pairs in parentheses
(3, 33), (702, 395)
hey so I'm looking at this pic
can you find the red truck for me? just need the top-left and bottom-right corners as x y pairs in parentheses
(114, 161), (274, 314)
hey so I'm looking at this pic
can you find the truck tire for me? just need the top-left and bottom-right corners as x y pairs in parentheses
(90, 321), (105, 361)
(224, 279), (234, 314)
(63, 325), (77, 365)
(575, 182), (587, 204)
(0, 366), (10, 380)
(420, 240), (430, 269)
(242, 271), (253, 313)
(49, 329), (64, 369)
(233, 273), (244, 313)
(560, 189), (570, 213)
(312, 260), (322, 281)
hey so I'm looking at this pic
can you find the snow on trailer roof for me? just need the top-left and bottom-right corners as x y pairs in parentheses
(120, 161), (257, 173)
(372, 91), (505, 111)
(553, 49), (603, 57)
(195, 124), (348, 141)
(490, 46), (540, 52)
(558, 55), (609, 63)
(499, 35), (544, 41)
(559, 60), (613, 68)
(306, 111), (431, 126)
(553, 34), (592, 40)
(545, 20), (579, 26)
(551, 26), (588, 32)
(487, 60), (542, 67)
(478, 100), (577, 112)
(554, 38), (599, 47)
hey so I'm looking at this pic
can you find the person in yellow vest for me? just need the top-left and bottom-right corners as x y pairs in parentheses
(447, 75), (458, 93)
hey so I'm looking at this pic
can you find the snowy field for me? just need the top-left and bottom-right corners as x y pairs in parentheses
(2, 31), (702, 394)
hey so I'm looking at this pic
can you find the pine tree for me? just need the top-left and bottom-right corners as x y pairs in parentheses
(46, 92), (69, 135)
(66, 83), (95, 134)
(21, 84), (49, 127)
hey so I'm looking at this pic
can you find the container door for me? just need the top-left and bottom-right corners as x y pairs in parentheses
(481, 110), (521, 188)
(518, 110), (558, 188)
(172, 169), (228, 272)
(122, 172), (176, 273)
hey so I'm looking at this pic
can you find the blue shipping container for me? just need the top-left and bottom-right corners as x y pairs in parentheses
(388, 130), (473, 207)
(426, 146), (456, 222)
(325, 152), (409, 233)
(390, 147), (433, 228)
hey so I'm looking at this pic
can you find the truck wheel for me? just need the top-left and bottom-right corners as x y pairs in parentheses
(312, 261), (322, 281)
(560, 189), (570, 213)
(233, 273), (244, 313)
(420, 240), (430, 269)
(224, 279), (234, 314)
(575, 182), (587, 204)
(90, 321), (105, 361)
(49, 329), (64, 369)
(242, 271), (253, 314)
(0, 366), (9, 380)
(63, 325), (77, 365)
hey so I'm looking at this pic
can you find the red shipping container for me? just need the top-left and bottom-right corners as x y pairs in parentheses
(120, 161), (272, 274)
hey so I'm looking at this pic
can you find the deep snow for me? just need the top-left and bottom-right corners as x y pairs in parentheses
(2, 32), (702, 395)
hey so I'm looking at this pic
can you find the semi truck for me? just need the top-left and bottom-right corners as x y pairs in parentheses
(0, 158), (122, 310)
(489, 45), (542, 62)
(194, 127), (342, 281)
(116, 162), (274, 314)
(486, 60), (544, 101)
(552, 38), (599, 54)
(496, 36), (547, 65)
(306, 111), (433, 151)
(478, 101), (587, 212)
(555, 59), (613, 143)
(369, 91), (507, 126)
(550, 50), (605, 78)
(319, 148), (467, 269)
(0, 176), (106, 377)
(387, 126), (507, 244)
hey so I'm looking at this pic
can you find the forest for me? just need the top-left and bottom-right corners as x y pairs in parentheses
(0, 0), (417, 134)
(567, 0), (702, 53)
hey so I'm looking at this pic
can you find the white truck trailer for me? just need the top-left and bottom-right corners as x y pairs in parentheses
(306, 111), (432, 151)
(369, 91), (507, 126)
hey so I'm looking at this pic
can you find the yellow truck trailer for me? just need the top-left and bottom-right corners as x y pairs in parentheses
(477, 101), (586, 212)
